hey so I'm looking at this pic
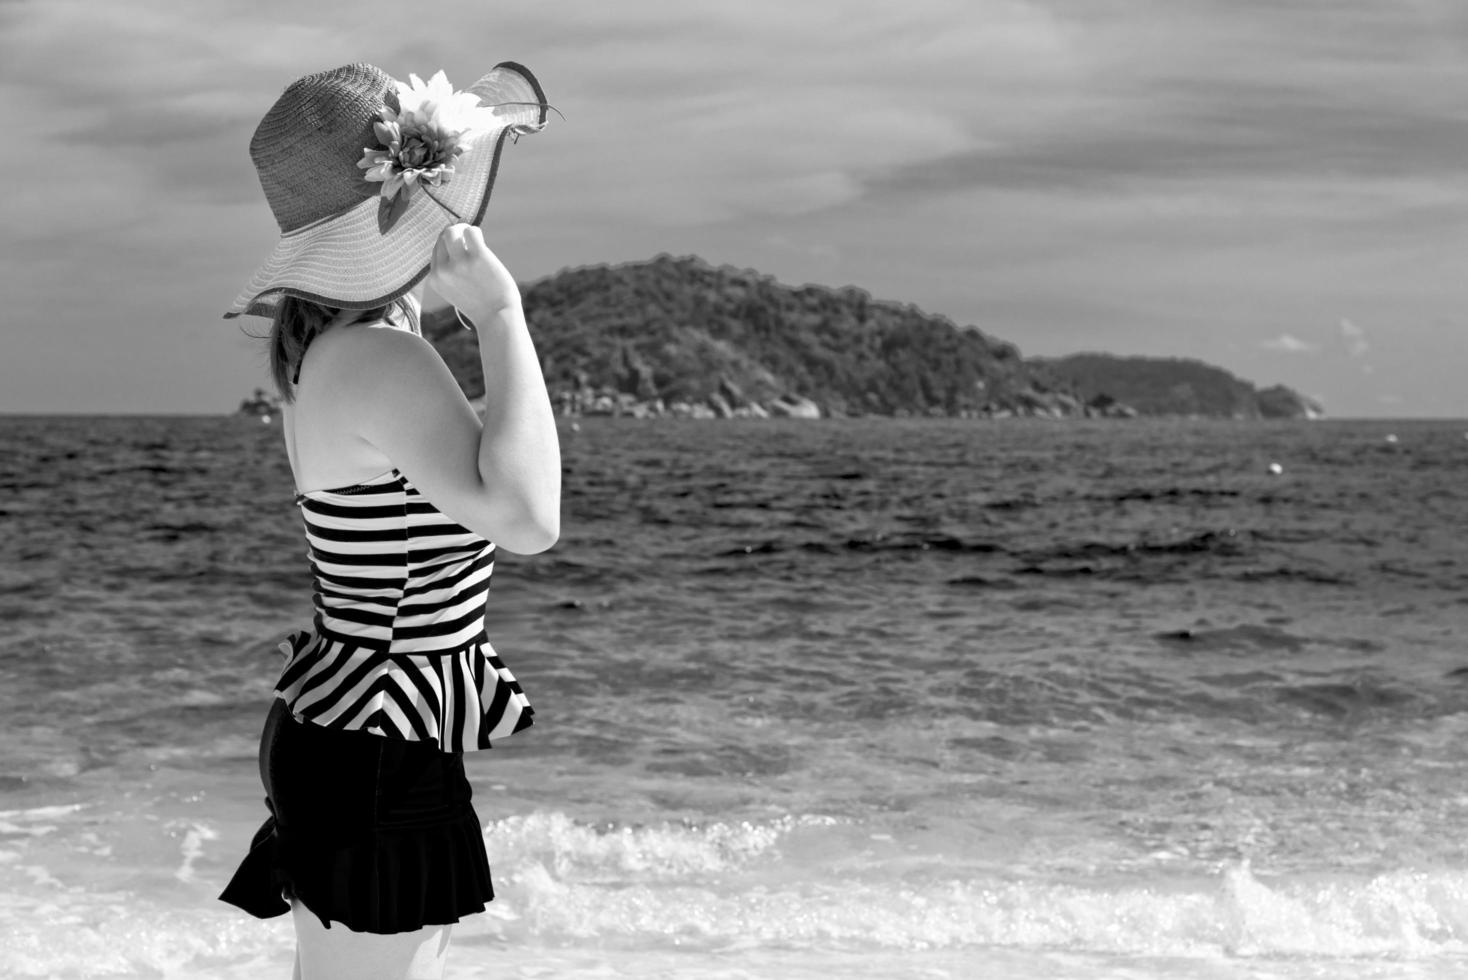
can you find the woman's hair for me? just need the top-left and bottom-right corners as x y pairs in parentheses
(268, 294), (421, 401)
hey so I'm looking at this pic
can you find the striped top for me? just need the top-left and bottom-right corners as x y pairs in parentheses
(272, 469), (532, 753)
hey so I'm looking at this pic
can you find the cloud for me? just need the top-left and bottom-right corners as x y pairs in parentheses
(1339, 317), (1370, 357)
(4, 0), (1468, 415)
(865, 0), (1468, 214)
(1260, 334), (1318, 353)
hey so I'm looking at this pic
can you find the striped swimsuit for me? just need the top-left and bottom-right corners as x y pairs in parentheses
(272, 469), (532, 753)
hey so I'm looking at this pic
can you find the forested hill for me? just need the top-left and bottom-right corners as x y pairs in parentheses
(420, 254), (1320, 420)
(1035, 354), (1325, 420)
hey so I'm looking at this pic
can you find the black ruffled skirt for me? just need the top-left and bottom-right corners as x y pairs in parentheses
(219, 699), (494, 934)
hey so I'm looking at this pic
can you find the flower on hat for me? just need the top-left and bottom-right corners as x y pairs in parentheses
(357, 70), (498, 216)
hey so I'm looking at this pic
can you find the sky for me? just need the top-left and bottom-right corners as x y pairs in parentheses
(2, 0), (1466, 417)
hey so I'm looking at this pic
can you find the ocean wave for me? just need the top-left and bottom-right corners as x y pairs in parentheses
(5, 811), (1468, 977)
(0, 887), (288, 979)
(485, 811), (839, 879)
(712, 525), (1370, 591)
(479, 816), (1468, 959)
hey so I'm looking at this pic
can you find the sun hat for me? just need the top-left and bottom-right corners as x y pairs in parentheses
(224, 61), (548, 319)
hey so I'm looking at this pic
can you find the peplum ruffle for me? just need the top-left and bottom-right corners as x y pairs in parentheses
(274, 627), (534, 754)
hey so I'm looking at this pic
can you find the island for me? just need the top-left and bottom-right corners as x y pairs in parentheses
(237, 387), (281, 420)
(423, 255), (1321, 420)
(241, 254), (1319, 421)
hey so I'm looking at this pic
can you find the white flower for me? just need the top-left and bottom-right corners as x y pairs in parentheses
(357, 70), (498, 204)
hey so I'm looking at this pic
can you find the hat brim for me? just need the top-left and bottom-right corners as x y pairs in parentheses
(224, 62), (548, 319)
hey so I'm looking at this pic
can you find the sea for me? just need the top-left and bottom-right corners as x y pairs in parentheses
(2, 414), (1468, 980)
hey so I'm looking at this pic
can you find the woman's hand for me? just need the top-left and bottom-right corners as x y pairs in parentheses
(426, 224), (521, 317)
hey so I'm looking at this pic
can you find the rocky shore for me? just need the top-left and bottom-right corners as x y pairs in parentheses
(542, 382), (1142, 420)
(555, 381), (823, 419)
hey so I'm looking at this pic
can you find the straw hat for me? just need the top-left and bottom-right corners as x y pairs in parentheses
(225, 61), (547, 319)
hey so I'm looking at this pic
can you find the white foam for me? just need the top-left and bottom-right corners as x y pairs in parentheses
(169, 819), (219, 884)
(475, 813), (1468, 959)
(0, 890), (294, 978)
(491, 863), (1468, 957)
(0, 803), (84, 837)
(19, 865), (64, 889)
(0, 804), (86, 821)
(485, 811), (838, 879)
(5, 811), (1468, 978)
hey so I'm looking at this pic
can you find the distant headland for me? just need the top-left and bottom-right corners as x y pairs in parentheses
(244, 254), (1322, 421)
(426, 255), (1322, 421)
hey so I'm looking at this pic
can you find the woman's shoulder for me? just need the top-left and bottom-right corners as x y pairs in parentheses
(305, 321), (441, 385)
(322, 319), (432, 356)
(301, 320), (462, 422)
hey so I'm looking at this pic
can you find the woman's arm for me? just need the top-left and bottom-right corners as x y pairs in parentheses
(463, 300), (562, 552)
(341, 224), (561, 553)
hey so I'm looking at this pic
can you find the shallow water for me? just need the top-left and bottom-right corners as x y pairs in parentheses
(2, 415), (1468, 977)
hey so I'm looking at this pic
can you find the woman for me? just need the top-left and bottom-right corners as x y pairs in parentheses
(217, 62), (560, 979)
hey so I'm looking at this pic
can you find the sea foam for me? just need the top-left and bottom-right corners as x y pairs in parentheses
(473, 812), (1468, 960)
(4, 812), (1468, 978)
